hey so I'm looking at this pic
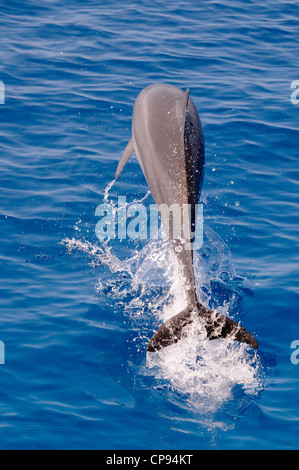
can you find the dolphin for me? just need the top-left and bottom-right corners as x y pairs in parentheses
(115, 84), (258, 352)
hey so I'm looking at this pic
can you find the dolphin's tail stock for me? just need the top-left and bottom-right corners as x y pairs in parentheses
(147, 302), (258, 352)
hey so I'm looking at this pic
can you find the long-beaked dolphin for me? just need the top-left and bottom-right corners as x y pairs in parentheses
(115, 84), (258, 352)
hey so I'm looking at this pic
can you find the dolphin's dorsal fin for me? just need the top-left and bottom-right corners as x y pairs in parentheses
(184, 88), (190, 110)
(181, 88), (190, 115)
(176, 88), (190, 127)
(115, 137), (134, 180)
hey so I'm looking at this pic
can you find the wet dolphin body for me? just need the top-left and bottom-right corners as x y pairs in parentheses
(115, 84), (258, 352)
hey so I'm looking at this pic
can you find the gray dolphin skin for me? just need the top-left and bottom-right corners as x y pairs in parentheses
(115, 83), (258, 352)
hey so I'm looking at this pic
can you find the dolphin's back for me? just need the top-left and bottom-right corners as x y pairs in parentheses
(132, 84), (204, 211)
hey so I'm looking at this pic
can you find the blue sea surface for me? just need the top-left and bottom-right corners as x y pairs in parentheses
(0, 0), (299, 450)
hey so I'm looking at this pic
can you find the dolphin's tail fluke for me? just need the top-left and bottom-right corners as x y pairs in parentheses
(146, 303), (258, 352)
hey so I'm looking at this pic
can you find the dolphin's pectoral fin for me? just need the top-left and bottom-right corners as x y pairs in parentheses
(115, 137), (134, 180)
(147, 304), (258, 352)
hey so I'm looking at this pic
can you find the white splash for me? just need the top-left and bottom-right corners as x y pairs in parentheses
(62, 181), (263, 412)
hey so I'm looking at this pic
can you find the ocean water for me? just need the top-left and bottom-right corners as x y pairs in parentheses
(0, 0), (298, 450)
